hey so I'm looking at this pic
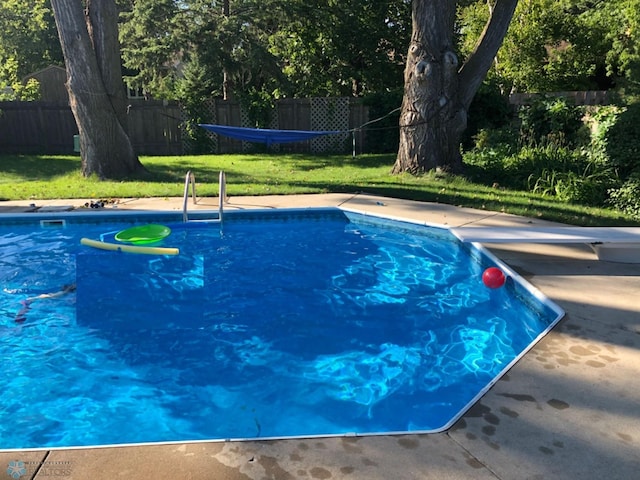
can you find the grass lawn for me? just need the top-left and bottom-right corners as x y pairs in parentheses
(1, 153), (638, 227)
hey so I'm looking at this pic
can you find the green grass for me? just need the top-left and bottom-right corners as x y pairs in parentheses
(1, 153), (638, 226)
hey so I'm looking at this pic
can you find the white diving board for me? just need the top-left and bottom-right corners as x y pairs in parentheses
(450, 226), (640, 263)
(450, 226), (640, 244)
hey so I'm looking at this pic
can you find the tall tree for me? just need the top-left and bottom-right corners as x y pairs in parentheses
(485, 0), (610, 92)
(118, 0), (184, 98)
(269, 0), (410, 97)
(119, 0), (284, 100)
(457, 0), (640, 96)
(393, 0), (518, 174)
(603, 0), (640, 93)
(50, 0), (144, 178)
(119, 0), (410, 100)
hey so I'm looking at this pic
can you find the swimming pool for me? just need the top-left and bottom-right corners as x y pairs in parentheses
(0, 208), (563, 450)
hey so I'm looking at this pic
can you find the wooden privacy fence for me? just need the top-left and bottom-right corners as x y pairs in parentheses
(0, 100), (182, 155)
(0, 98), (371, 156)
(0, 101), (78, 154)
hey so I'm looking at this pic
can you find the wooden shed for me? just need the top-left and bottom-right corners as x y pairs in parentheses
(23, 65), (69, 104)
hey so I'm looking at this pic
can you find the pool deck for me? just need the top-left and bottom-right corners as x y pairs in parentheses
(1, 193), (639, 479)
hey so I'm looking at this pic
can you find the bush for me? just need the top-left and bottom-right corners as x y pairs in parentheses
(463, 148), (507, 185)
(585, 105), (623, 165)
(472, 125), (519, 152)
(464, 80), (513, 148)
(591, 102), (640, 177)
(608, 174), (640, 220)
(518, 96), (584, 147)
(175, 57), (218, 154)
(503, 144), (582, 189)
(530, 164), (618, 205)
(462, 98), (634, 211)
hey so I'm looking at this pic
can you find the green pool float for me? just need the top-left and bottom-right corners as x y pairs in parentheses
(114, 224), (171, 245)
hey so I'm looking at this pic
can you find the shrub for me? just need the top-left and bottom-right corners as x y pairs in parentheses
(464, 80), (513, 148)
(585, 105), (623, 165)
(175, 57), (217, 154)
(503, 144), (582, 189)
(595, 102), (640, 177)
(463, 98), (633, 210)
(472, 125), (519, 152)
(518, 96), (584, 147)
(463, 147), (509, 184)
(530, 164), (618, 206)
(608, 174), (640, 220)
(463, 125), (521, 185)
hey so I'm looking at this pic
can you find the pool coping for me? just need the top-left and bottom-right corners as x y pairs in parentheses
(1, 193), (639, 480)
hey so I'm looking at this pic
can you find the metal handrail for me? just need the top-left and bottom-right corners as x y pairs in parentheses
(182, 170), (227, 222)
(182, 170), (197, 222)
(218, 171), (227, 219)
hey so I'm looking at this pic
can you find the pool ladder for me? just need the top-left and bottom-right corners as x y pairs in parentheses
(182, 170), (227, 222)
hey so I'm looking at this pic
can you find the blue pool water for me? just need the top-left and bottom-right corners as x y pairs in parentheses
(0, 208), (563, 450)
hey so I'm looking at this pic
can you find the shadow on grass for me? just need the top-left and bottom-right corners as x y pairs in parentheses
(133, 153), (396, 184)
(0, 155), (80, 180)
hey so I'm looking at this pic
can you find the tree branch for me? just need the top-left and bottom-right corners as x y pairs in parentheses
(458, 0), (518, 109)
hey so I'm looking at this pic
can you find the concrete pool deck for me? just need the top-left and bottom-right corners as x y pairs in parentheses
(1, 193), (639, 479)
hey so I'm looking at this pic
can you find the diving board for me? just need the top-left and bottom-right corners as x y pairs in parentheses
(450, 226), (640, 263)
(450, 226), (640, 244)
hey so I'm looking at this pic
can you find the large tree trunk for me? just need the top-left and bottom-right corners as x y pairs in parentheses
(393, 0), (518, 175)
(50, 0), (145, 179)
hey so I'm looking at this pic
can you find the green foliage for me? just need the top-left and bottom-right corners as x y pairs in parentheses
(361, 89), (403, 153)
(529, 161), (617, 205)
(587, 102), (640, 176)
(474, 125), (519, 151)
(16, 78), (41, 101)
(464, 80), (513, 148)
(456, 0), (490, 62)
(269, 0), (409, 97)
(235, 87), (277, 153)
(586, 105), (624, 164)
(457, 0), (632, 93)
(518, 97), (584, 147)
(600, 102), (640, 176)
(119, 0), (184, 97)
(0, 60), (42, 101)
(602, 0), (640, 94)
(3, 0), (636, 106)
(463, 124), (521, 185)
(504, 144), (580, 189)
(174, 56), (217, 154)
(465, 133), (618, 206)
(119, 0), (409, 100)
(0, 0), (62, 90)
(608, 174), (640, 220)
(175, 56), (217, 104)
(238, 88), (275, 129)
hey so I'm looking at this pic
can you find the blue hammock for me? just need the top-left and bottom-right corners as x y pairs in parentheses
(199, 124), (342, 146)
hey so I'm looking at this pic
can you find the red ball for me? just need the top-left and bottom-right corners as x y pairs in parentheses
(482, 267), (506, 289)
